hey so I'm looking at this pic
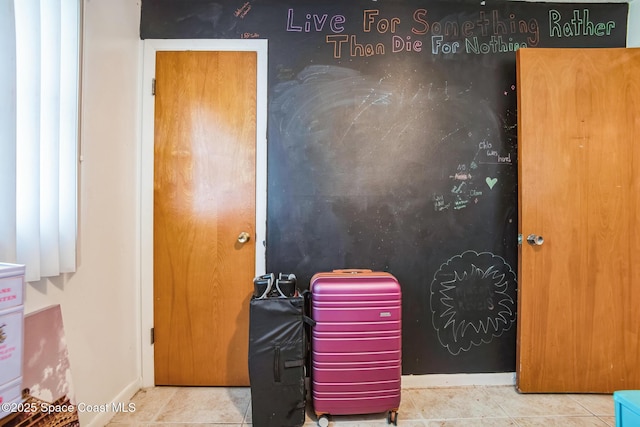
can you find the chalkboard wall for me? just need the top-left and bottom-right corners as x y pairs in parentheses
(140, 0), (628, 374)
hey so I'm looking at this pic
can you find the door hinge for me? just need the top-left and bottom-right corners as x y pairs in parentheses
(150, 327), (155, 344)
(152, 78), (156, 96)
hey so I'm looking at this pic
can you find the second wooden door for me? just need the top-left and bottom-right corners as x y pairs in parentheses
(516, 47), (640, 393)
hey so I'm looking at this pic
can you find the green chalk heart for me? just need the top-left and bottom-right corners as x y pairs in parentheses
(486, 177), (497, 189)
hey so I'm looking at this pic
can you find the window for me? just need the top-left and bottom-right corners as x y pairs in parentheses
(0, 0), (81, 282)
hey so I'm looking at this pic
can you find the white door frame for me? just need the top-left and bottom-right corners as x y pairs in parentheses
(139, 39), (268, 387)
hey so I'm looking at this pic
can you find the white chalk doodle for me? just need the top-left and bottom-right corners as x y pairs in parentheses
(430, 250), (517, 355)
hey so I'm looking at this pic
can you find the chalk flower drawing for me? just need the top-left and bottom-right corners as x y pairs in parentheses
(430, 250), (517, 355)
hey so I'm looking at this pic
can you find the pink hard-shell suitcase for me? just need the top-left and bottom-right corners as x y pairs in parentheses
(310, 269), (401, 426)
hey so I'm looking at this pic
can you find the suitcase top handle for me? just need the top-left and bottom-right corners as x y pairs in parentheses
(332, 269), (373, 274)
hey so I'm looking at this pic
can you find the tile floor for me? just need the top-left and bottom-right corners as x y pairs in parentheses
(106, 385), (617, 426)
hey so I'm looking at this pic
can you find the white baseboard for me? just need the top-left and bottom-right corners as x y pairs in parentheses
(401, 372), (516, 388)
(82, 378), (142, 427)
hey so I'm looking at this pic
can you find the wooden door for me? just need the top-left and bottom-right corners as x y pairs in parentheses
(153, 51), (256, 386)
(516, 48), (640, 393)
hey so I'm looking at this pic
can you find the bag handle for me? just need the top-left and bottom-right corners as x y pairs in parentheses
(253, 273), (275, 299)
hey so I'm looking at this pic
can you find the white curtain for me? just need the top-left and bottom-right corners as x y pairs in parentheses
(0, 0), (80, 282)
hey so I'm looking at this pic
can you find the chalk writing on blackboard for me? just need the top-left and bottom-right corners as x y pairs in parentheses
(432, 143), (506, 211)
(234, 2), (251, 19)
(285, 7), (541, 59)
(430, 250), (517, 355)
(549, 9), (616, 38)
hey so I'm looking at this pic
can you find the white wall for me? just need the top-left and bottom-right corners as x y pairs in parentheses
(629, 0), (640, 46)
(23, 0), (142, 425)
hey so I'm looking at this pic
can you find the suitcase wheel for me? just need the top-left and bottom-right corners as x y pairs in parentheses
(387, 410), (398, 426)
(317, 414), (330, 427)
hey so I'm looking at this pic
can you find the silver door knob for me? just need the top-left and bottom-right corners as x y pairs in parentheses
(527, 234), (544, 246)
(237, 231), (251, 244)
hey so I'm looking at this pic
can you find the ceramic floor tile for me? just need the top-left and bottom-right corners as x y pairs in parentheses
(300, 393), (419, 425)
(512, 416), (610, 426)
(426, 418), (518, 426)
(302, 406), (396, 425)
(106, 385), (618, 427)
(154, 387), (250, 423)
(143, 424), (242, 427)
(599, 416), (616, 426)
(315, 423), (392, 427)
(484, 386), (592, 417)
(393, 389), (435, 421)
(404, 386), (509, 420)
(396, 393), (423, 421)
(568, 394), (615, 416)
(244, 402), (252, 424)
(247, 401), (313, 425)
(383, 421), (429, 427)
(322, 422), (427, 427)
(318, 412), (388, 424)
(109, 386), (179, 423)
